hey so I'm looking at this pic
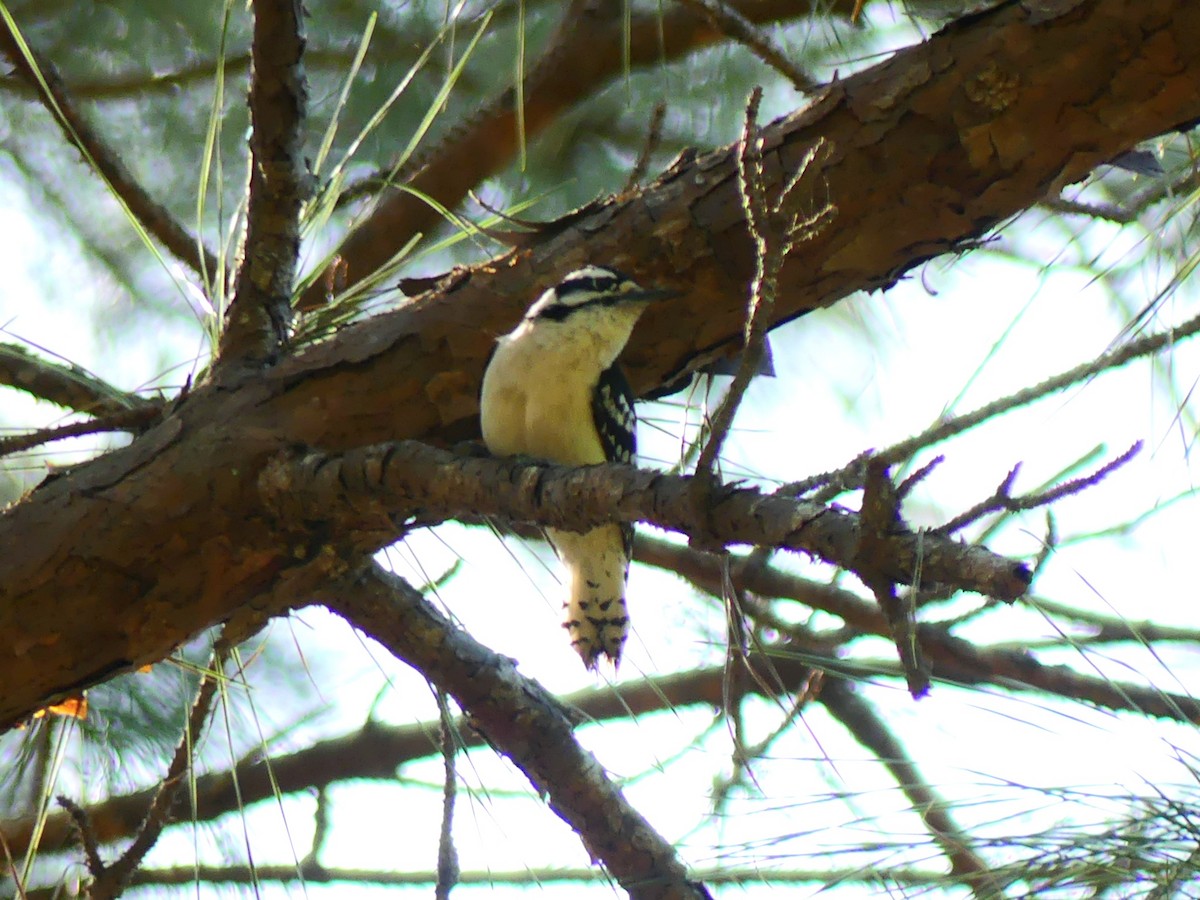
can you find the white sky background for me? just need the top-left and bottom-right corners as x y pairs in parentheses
(2, 6), (1200, 898)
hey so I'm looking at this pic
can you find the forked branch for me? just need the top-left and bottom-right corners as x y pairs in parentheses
(695, 88), (834, 476)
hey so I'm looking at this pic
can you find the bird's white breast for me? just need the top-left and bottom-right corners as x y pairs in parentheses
(480, 320), (610, 466)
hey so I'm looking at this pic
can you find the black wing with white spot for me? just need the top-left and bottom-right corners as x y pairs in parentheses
(594, 364), (637, 560)
(593, 363), (637, 465)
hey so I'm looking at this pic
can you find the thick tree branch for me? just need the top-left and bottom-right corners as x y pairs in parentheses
(216, 0), (310, 367)
(257, 441), (1032, 600)
(324, 564), (711, 900)
(2, 0), (1198, 732)
(0, 16), (218, 281)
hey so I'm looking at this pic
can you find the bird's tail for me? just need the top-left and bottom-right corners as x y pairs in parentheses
(547, 525), (630, 669)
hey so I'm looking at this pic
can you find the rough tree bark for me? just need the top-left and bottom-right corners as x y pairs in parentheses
(1, 0), (1197, 731)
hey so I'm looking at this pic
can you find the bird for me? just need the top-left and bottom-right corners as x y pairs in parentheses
(479, 265), (673, 669)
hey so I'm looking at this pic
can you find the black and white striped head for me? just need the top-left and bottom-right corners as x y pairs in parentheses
(525, 266), (674, 323)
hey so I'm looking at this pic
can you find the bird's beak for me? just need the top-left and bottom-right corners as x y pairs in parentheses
(626, 286), (680, 304)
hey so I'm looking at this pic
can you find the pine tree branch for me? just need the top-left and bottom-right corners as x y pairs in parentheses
(433, 690), (459, 900)
(0, 48), (361, 101)
(808, 303), (1200, 502)
(635, 535), (1200, 723)
(695, 90), (834, 476)
(113, 863), (945, 892)
(216, 0), (310, 368)
(0, 343), (160, 418)
(675, 0), (819, 92)
(79, 641), (224, 900)
(934, 443), (1141, 535)
(1043, 165), (1200, 224)
(8, 605), (1196, 865)
(0, 651), (795, 860)
(1019, 595), (1200, 646)
(3, 0), (1199, 738)
(324, 563), (712, 900)
(257, 441), (1032, 600)
(0, 409), (160, 457)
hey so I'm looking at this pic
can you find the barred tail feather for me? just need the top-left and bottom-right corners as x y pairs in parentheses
(547, 524), (630, 669)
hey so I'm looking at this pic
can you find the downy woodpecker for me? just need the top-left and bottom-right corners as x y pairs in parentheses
(480, 266), (672, 669)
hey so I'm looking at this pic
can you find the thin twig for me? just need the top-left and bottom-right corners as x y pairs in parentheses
(434, 691), (459, 900)
(121, 862), (948, 890)
(896, 454), (944, 499)
(782, 450), (871, 497)
(305, 788), (331, 867)
(1023, 593), (1200, 645)
(0, 18), (218, 280)
(856, 459), (930, 697)
(623, 101), (667, 192)
(0, 408), (160, 458)
(694, 87), (768, 477)
(68, 640), (225, 900)
(56, 797), (104, 879)
(634, 534), (1200, 723)
(675, 0), (817, 92)
(1044, 165), (1200, 225)
(695, 88), (834, 476)
(935, 442), (1142, 535)
(1041, 195), (1137, 224)
(820, 678), (1007, 897)
(0, 48), (361, 101)
(711, 651), (818, 811)
(801, 309), (1200, 504)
